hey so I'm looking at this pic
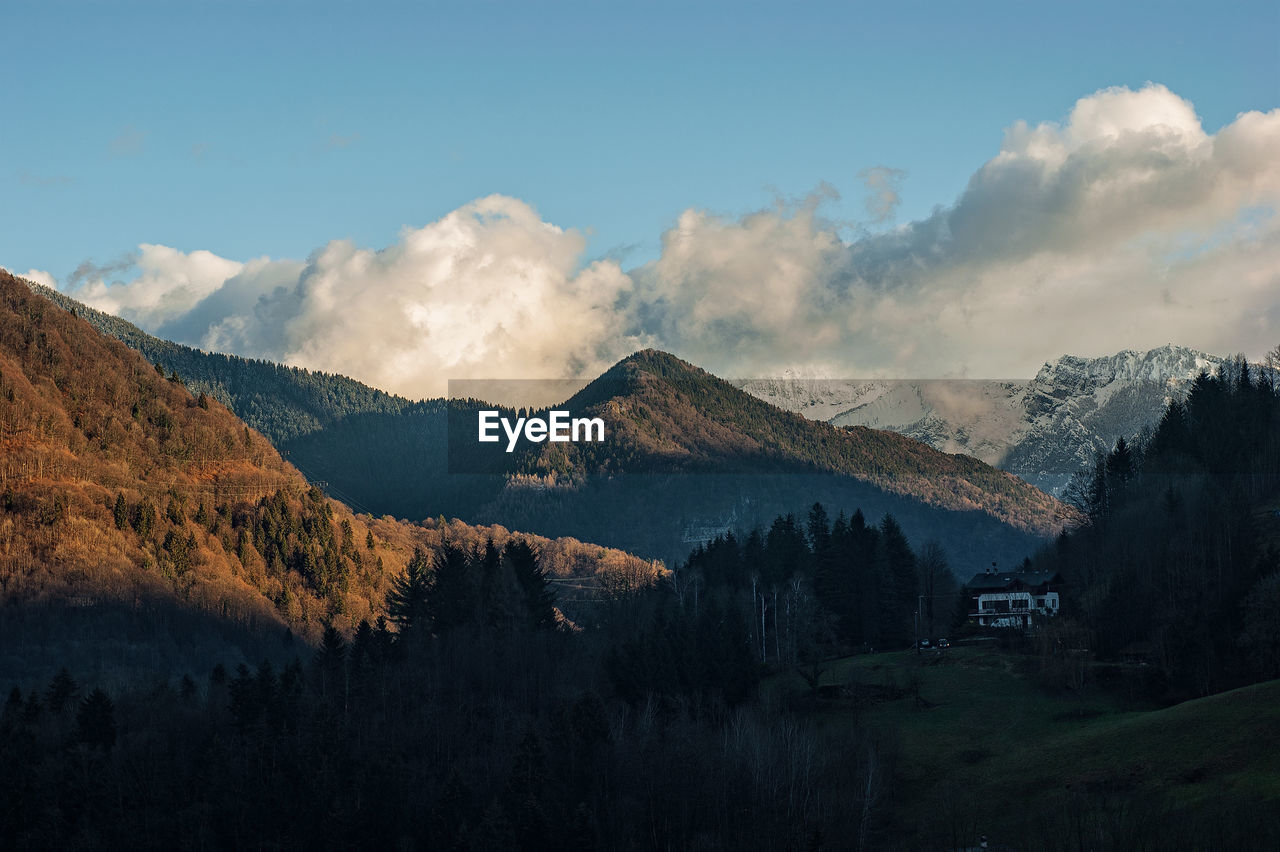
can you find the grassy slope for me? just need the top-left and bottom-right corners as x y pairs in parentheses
(781, 647), (1280, 848)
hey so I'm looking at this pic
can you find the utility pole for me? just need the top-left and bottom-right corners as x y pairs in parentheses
(914, 593), (926, 654)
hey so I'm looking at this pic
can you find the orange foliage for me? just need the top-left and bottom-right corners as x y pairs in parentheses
(0, 270), (662, 641)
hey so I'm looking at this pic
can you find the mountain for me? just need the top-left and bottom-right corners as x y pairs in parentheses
(466, 350), (1073, 569)
(20, 281), (1071, 570)
(737, 345), (1225, 495)
(0, 270), (660, 683)
(522, 349), (1068, 533)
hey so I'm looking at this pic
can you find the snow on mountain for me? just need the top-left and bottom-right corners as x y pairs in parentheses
(737, 345), (1224, 496)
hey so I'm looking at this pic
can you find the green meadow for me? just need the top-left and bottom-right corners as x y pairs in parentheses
(777, 646), (1280, 850)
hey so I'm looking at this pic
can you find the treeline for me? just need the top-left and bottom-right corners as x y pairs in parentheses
(0, 537), (891, 851)
(676, 505), (958, 670)
(1040, 353), (1280, 700)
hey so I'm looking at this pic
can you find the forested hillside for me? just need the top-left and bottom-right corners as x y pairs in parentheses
(0, 270), (662, 684)
(1030, 355), (1280, 700)
(0, 467), (950, 849)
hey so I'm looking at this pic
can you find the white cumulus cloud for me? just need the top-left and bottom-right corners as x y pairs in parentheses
(48, 84), (1280, 396)
(62, 196), (645, 398)
(629, 83), (1280, 379)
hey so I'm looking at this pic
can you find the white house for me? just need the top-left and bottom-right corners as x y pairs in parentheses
(965, 569), (1063, 629)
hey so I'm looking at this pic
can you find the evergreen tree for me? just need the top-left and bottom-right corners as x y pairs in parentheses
(76, 688), (116, 751)
(806, 502), (831, 554)
(316, 625), (349, 710)
(45, 668), (78, 714)
(387, 547), (432, 639)
(166, 496), (184, 524)
(429, 543), (477, 636)
(477, 537), (503, 619)
(132, 498), (156, 538)
(504, 539), (557, 630)
(112, 492), (128, 530)
(765, 513), (809, 585)
(878, 515), (918, 648)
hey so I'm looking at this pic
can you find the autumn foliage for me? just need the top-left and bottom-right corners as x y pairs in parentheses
(0, 270), (661, 646)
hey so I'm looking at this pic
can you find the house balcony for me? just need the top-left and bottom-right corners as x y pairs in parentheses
(970, 608), (1051, 619)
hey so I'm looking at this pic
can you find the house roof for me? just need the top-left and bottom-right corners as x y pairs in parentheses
(965, 570), (1063, 592)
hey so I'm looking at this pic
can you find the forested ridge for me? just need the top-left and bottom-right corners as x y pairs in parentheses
(1028, 353), (1280, 700)
(0, 269), (662, 683)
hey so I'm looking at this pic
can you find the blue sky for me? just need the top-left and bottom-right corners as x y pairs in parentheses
(2, 1), (1278, 395)
(4, 0), (1275, 278)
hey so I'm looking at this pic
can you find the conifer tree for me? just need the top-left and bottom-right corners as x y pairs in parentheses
(807, 502), (831, 553)
(387, 547), (432, 639)
(45, 668), (78, 714)
(113, 492), (128, 530)
(429, 543), (478, 635)
(316, 625), (349, 709)
(76, 688), (116, 751)
(878, 515), (918, 648)
(504, 539), (556, 630)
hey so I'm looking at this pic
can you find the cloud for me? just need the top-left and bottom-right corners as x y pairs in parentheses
(64, 197), (646, 397)
(22, 269), (59, 289)
(630, 84), (1280, 379)
(858, 166), (907, 223)
(67, 247), (243, 328)
(51, 84), (1279, 397)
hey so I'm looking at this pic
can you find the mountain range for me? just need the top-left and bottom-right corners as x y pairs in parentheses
(737, 345), (1224, 496)
(21, 277), (1072, 573)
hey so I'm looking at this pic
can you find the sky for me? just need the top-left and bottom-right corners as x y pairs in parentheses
(3, 0), (1278, 398)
